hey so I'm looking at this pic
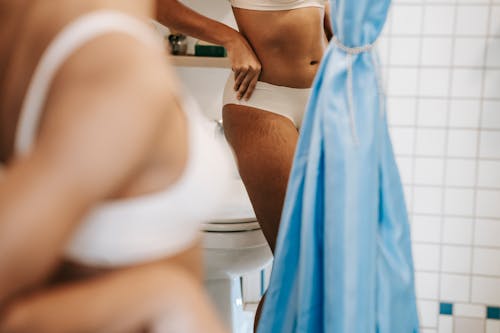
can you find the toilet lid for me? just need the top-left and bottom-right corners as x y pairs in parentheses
(202, 220), (261, 232)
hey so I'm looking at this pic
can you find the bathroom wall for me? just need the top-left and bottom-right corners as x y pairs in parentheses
(171, 0), (500, 332)
(379, 1), (500, 332)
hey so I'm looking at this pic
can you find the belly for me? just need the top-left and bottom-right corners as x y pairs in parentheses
(233, 7), (328, 88)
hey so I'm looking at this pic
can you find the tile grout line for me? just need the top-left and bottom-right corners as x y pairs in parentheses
(436, 0), (459, 327)
(403, 0), (426, 259)
(468, 0), (495, 308)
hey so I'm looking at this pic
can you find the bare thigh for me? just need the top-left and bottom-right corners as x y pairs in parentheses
(0, 263), (226, 333)
(223, 105), (299, 253)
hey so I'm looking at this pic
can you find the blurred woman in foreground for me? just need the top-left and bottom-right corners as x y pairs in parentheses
(0, 1), (230, 331)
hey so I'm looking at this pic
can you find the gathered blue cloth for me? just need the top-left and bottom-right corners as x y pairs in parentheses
(256, 0), (420, 332)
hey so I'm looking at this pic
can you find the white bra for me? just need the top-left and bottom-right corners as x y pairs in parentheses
(230, 0), (325, 11)
(15, 11), (232, 267)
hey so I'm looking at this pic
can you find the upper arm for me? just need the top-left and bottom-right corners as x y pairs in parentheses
(0, 33), (180, 301)
(156, 0), (239, 47)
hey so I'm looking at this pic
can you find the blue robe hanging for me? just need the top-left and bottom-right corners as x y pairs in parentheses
(257, 0), (420, 332)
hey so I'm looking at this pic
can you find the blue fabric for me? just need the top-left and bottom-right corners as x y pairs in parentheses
(257, 1), (420, 332)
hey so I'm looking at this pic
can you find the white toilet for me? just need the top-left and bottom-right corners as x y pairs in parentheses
(202, 178), (273, 332)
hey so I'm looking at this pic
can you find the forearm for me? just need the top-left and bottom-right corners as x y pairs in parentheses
(156, 0), (240, 47)
(0, 161), (89, 305)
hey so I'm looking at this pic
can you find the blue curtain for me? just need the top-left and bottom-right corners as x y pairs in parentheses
(257, 0), (420, 332)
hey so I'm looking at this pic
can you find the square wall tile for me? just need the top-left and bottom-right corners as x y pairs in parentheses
(488, 307), (500, 320)
(444, 188), (474, 216)
(412, 215), (442, 243)
(481, 101), (500, 130)
(419, 68), (451, 97)
(442, 217), (473, 245)
(449, 100), (480, 128)
(474, 219), (500, 247)
(441, 274), (470, 303)
(457, 0), (489, 4)
(441, 245), (472, 274)
(451, 69), (483, 98)
(445, 159), (476, 187)
(418, 300), (439, 327)
(388, 68), (419, 96)
(392, 5), (423, 35)
(422, 37), (453, 66)
(453, 38), (487, 67)
(453, 317), (485, 333)
(454, 303), (487, 318)
(479, 131), (500, 159)
(439, 315), (453, 333)
(478, 160), (500, 188)
(476, 190), (500, 218)
(413, 243), (441, 271)
(377, 37), (390, 66)
(414, 186), (443, 214)
(455, 5), (489, 36)
(489, 6), (500, 36)
(390, 37), (420, 65)
(414, 157), (444, 185)
(405, 185), (414, 209)
(473, 248), (500, 276)
(472, 277), (500, 306)
(418, 98), (448, 127)
(447, 130), (478, 158)
(387, 97), (417, 126)
(424, 5), (455, 35)
(440, 302), (453, 316)
(484, 70), (500, 99)
(397, 156), (414, 184)
(416, 272), (440, 299)
(416, 128), (446, 156)
(390, 127), (415, 155)
(486, 38), (500, 67)
(485, 320), (500, 333)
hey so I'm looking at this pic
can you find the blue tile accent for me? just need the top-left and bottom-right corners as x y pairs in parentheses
(440, 302), (453, 315)
(487, 306), (500, 320)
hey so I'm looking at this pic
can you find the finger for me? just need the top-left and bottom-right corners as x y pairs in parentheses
(237, 70), (255, 100)
(243, 74), (259, 101)
(233, 68), (248, 91)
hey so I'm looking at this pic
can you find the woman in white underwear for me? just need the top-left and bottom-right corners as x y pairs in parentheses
(0, 1), (230, 332)
(157, 0), (331, 325)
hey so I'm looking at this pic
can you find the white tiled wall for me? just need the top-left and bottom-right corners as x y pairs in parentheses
(380, 0), (500, 332)
(172, 0), (500, 331)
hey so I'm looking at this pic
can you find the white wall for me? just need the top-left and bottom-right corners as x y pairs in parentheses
(381, 1), (500, 332)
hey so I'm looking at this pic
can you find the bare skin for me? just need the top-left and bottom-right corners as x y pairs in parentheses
(156, 1), (331, 330)
(225, 8), (329, 329)
(0, 1), (226, 332)
(156, 2), (330, 250)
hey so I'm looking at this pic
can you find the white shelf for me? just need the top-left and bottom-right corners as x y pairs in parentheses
(170, 55), (231, 69)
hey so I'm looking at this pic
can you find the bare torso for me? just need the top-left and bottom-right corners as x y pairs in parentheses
(0, 0), (200, 281)
(232, 6), (328, 88)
